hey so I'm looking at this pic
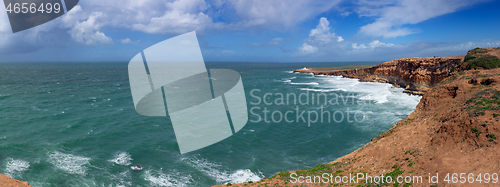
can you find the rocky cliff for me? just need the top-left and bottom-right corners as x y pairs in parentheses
(0, 174), (31, 187)
(294, 56), (463, 95)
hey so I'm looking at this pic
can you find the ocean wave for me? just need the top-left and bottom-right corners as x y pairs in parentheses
(108, 152), (133, 166)
(109, 170), (132, 187)
(181, 156), (263, 184)
(223, 169), (263, 184)
(320, 77), (421, 104)
(299, 88), (346, 92)
(289, 82), (319, 85)
(144, 169), (192, 187)
(48, 151), (91, 175)
(4, 158), (30, 178)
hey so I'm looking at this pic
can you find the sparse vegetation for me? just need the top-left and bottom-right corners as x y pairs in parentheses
(466, 89), (500, 116)
(450, 66), (458, 72)
(487, 134), (496, 141)
(466, 55), (500, 69)
(472, 127), (481, 137)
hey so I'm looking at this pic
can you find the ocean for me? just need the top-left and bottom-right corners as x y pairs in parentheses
(0, 62), (421, 186)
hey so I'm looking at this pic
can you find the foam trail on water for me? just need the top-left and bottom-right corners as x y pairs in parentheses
(108, 151), (133, 166)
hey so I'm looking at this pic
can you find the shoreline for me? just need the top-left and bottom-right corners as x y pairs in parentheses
(293, 56), (462, 96)
(219, 47), (500, 186)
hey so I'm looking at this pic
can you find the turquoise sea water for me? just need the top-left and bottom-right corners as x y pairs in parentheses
(0, 62), (420, 186)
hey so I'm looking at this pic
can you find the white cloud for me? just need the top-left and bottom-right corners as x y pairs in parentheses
(297, 17), (345, 55)
(120, 38), (141, 44)
(59, 6), (113, 46)
(131, 0), (219, 34)
(352, 40), (395, 49)
(298, 43), (318, 55)
(120, 38), (132, 44)
(0, 0), (343, 54)
(356, 0), (488, 38)
(226, 0), (341, 29)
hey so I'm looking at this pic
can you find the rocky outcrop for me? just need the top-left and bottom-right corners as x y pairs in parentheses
(294, 56), (462, 95)
(0, 174), (31, 187)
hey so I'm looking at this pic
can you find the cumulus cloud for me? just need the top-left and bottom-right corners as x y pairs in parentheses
(131, 0), (219, 34)
(62, 8), (113, 46)
(296, 17), (345, 55)
(356, 0), (488, 38)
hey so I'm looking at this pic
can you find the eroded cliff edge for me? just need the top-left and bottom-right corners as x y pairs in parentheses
(0, 174), (31, 187)
(293, 56), (463, 95)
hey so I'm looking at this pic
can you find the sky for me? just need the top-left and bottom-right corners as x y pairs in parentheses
(0, 0), (499, 63)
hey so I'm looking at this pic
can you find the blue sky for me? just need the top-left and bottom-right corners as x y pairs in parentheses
(0, 0), (499, 62)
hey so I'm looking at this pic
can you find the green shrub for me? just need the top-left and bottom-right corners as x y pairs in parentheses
(464, 54), (477, 62)
(486, 134), (496, 140)
(466, 55), (500, 69)
(470, 47), (489, 54)
(472, 127), (481, 137)
(450, 66), (458, 72)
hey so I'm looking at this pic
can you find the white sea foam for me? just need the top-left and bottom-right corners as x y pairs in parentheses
(4, 158), (30, 178)
(109, 170), (132, 187)
(109, 152), (133, 166)
(182, 157), (263, 184)
(48, 151), (91, 175)
(299, 88), (347, 92)
(320, 77), (421, 105)
(224, 169), (262, 184)
(144, 169), (191, 187)
(289, 82), (319, 85)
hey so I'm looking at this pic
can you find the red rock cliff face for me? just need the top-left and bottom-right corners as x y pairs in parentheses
(0, 174), (32, 187)
(294, 56), (462, 95)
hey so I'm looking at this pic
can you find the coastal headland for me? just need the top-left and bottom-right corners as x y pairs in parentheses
(219, 47), (500, 186)
(293, 56), (463, 96)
